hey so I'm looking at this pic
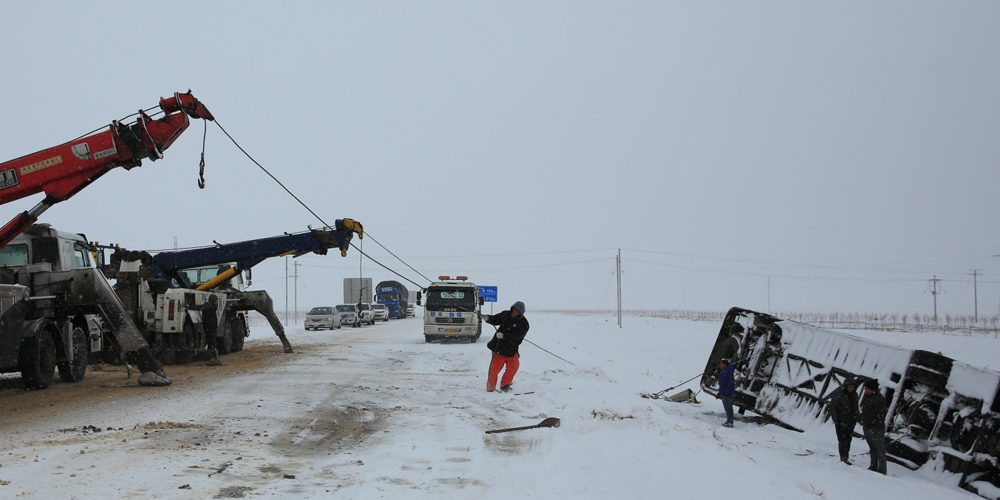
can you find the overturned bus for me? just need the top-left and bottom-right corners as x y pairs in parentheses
(701, 307), (1000, 498)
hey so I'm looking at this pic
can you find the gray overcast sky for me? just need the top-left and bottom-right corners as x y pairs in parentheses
(1, 2), (998, 317)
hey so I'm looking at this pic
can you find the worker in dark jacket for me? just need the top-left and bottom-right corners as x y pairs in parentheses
(190, 294), (220, 350)
(483, 301), (529, 392)
(859, 379), (888, 474)
(715, 359), (736, 427)
(828, 378), (860, 464)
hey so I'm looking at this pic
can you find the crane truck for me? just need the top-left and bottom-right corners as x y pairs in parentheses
(101, 223), (363, 362)
(0, 91), (215, 388)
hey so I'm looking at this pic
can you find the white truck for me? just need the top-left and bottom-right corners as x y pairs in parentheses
(418, 276), (484, 343)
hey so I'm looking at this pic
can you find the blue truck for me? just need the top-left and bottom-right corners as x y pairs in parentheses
(375, 281), (409, 319)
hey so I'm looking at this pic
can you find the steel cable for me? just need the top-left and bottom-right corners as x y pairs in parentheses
(212, 120), (428, 291)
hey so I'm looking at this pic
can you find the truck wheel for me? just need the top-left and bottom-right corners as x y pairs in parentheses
(232, 316), (247, 353)
(20, 332), (56, 390)
(183, 319), (201, 350)
(57, 327), (88, 383)
(424, 335), (432, 343)
(218, 318), (235, 355)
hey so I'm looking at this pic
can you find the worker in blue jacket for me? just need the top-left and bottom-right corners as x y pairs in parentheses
(716, 358), (736, 427)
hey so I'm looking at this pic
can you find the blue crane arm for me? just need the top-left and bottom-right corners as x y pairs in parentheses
(140, 219), (362, 287)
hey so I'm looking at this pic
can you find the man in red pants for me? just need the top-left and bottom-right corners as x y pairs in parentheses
(483, 301), (529, 392)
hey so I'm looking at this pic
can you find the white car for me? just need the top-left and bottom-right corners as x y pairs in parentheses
(305, 306), (341, 330)
(372, 303), (389, 322)
(357, 303), (376, 326)
(336, 304), (361, 327)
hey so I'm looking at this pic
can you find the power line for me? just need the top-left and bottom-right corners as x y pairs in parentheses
(623, 247), (998, 278)
(621, 257), (929, 283)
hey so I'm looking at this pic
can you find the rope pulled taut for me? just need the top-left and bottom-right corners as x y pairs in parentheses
(213, 118), (427, 290)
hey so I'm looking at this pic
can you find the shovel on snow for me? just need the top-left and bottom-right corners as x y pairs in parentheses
(485, 417), (561, 434)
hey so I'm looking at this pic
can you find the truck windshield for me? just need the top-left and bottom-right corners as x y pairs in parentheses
(309, 307), (332, 315)
(425, 289), (476, 311)
(376, 293), (398, 301)
(0, 244), (28, 267)
(179, 266), (230, 285)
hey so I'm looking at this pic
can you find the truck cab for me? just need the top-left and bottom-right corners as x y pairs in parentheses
(420, 276), (483, 343)
(0, 224), (118, 388)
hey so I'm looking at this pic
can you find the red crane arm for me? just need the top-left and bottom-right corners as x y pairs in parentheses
(0, 92), (213, 248)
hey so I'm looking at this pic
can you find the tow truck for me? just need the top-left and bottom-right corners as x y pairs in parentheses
(0, 92), (214, 388)
(101, 223), (363, 362)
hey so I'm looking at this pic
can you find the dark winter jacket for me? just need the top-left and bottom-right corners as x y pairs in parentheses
(484, 310), (529, 358)
(192, 299), (219, 333)
(828, 386), (860, 429)
(718, 365), (735, 397)
(859, 390), (887, 432)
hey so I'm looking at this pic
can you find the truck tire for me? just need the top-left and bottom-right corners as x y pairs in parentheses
(218, 318), (235, 355)
(57, 327), (88, 383)
(231, 316), (247, 353)
(425, 335), (432, 343)
(183, 318), (201, 350)
(20, 331), (56, 390)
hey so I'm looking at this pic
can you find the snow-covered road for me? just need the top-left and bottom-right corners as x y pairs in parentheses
(0, 313), (985, 499)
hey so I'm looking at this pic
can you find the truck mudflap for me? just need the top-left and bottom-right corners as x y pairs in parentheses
(225, 290), (293, 353)
(31, 269), (171, 385)
(701, 307), (1000, 498)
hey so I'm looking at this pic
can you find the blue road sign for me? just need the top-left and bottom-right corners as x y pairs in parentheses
(477, 286), (498, 302)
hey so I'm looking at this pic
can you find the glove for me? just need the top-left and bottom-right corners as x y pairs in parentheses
(496, 332), (504, 339)
(481, 314), (490, 322)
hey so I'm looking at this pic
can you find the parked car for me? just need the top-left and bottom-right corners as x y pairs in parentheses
(357, 303), (376, 326)
(336, 304), (360, 327)
(406, 304), (415, 317)
(305, 306), (341, 330)
(372, 303), (389, 322)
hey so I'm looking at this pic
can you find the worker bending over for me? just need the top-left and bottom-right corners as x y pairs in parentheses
(483, 301), (529, 392)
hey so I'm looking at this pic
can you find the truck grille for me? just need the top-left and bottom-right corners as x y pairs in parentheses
(435, 317), (466, 324)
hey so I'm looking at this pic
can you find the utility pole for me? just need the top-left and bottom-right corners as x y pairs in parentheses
(929, 275), (941, 323)
(971, 270), (980, 323)
(285, 256), (289, 326)
(294, 261), (301, 324)
(616, 249), (622, 328)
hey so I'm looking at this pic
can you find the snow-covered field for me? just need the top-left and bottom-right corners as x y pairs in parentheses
(0, 312), (989, 499)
